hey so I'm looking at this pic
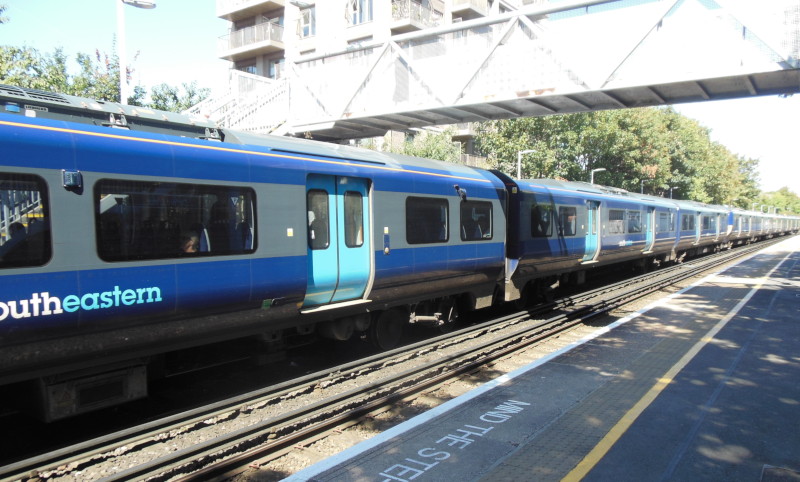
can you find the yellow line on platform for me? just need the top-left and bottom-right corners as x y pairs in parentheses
(562, 249), (792, 481)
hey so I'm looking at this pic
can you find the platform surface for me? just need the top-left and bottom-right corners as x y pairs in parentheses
(286, 236), (800, 482)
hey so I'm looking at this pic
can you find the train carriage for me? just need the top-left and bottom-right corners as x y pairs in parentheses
(0, 86), (797, 421)
(0, 88), (507, 419)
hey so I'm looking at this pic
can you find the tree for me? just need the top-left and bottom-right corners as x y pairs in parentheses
(758, 187), (800, 214)
(0, 45), (208, 112)
(475, 107), (760, 206)
(384, 128), (462, 164)
(149, 82), (210, 113)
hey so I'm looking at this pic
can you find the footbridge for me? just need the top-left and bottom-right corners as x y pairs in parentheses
(193, 0), (800, 141)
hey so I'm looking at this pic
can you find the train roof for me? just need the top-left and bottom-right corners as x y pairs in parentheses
(0, 84), (489, 181)
(519, 178), (679, 206)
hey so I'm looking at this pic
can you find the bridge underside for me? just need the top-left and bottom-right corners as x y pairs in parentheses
(284, 0), (800, 141)
(292, 70), (800, 140)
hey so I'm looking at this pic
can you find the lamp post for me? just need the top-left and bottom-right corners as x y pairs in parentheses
(590, 168), (606, 184)
(516, 149), (535, 179)
(117, 0), (156, 104)
(668, 186), (676, 199)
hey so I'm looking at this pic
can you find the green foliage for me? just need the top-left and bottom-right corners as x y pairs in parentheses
(475, 108), (765, 207)
(757, 188), (800, 215)
(384, 128), (462, 164)
(0, 45), (207, 112)
(148, 82), (210, 113)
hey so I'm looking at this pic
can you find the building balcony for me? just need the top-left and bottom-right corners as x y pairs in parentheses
(219, 22), (285, 62)
(390, 0), (443, 34)
(217, 0), (285, 22)
(451, 0), (488, 21)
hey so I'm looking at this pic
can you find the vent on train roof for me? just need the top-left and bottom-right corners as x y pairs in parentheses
(0, 84), (71, 104)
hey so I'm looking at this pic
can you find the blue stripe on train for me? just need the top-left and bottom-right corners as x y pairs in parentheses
(374, 242), (505, 282)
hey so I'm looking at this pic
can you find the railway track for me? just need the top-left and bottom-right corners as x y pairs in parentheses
(0, 238), (788, 482)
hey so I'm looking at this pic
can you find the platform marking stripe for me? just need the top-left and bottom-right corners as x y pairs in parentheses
(563, 248), (795, 482)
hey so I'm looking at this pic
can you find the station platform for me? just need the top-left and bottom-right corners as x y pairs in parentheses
(286, 236), (800, 482)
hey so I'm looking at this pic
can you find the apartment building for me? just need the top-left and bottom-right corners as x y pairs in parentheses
(216, 1), (531, 81)
(214, 0), (537, 160)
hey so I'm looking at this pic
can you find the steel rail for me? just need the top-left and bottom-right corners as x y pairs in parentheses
(102, 239), (789, 481)
(0, 237), (788, 481)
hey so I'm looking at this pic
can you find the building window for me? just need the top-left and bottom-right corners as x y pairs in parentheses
(348, 0), (373, 25)
(299, 6), (315, 38)
(268, 59), (285, 79)
(236, 62), (257, 75)
(0, 173), (51, 269)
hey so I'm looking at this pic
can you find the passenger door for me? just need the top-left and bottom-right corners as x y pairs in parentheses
(644, 207), (655, 253)
(303, 174), (372, 307)
(582, 201), (600, 262)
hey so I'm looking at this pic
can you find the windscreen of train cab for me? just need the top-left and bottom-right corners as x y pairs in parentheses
(0, 173), (52, 268)
(95, 179), (256, 261)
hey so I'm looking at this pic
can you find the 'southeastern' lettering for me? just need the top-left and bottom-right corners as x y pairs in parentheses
(0, 286), (163, 321)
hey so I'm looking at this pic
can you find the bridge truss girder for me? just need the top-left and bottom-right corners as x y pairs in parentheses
(285, 0), (800, 140)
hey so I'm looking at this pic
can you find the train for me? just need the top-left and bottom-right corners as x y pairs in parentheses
(0, 85), (797, 421)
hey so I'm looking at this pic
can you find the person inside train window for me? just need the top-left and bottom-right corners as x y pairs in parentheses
(179, 232), (199, 254)
(7, 222), (26, 243)
(307, 190), (329, 250)
(0, 222), (27, 260)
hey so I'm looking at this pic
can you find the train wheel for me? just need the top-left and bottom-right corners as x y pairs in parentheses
(368, 309), (405, 350)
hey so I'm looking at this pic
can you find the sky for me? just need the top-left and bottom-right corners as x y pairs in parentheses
(1, 1), (798, 195)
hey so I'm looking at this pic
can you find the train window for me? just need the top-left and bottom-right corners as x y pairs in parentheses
(95, 180), (256, 261)
(307, 189), (329, 250)
(657, 212), (671, 233)
(460, 201), (492, 241)
(406, 197), (448, 244)
(344, 191), (364, 248)
(627, 211), (642, 233)
(702, 215), (710, 230)
(530, 203), (552, 238)
(0, 174), (51, 269)
(558, 206), (577, 237)
(681, 214), (695, 231)
(608, 209), (625, 234)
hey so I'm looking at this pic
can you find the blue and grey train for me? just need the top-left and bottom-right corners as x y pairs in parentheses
(0, 86), (796, 420)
